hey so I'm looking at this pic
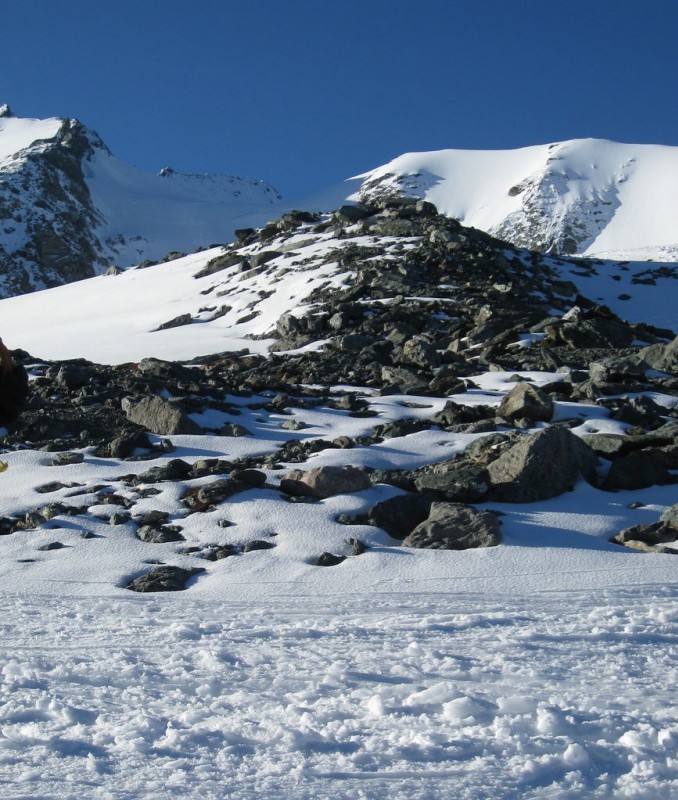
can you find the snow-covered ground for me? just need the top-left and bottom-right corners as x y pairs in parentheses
(0, 220), (677, 798)
(0, 379), (677, 798)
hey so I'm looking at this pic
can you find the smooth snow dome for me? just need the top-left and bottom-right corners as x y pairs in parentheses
(345, 139), (678, 258)
(0, 113), (62, 164)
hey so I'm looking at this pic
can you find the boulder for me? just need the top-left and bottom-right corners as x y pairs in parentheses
(603, 451), (673, 490)
(125, 396), (201, 436)
(413, 461), (490, 503)
(496, 382), (554, 423)
(486, 426), (597, 502)
(280, 465), (371, 498)
(641, 335), (678, 374)
(126, 566), (204, 592)
(403, 503), (501, 550)
(367, 494), (433, 539)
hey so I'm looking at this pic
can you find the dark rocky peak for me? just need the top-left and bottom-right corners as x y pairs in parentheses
(53, 117), (111, 160)
(0, 103), (14, 118)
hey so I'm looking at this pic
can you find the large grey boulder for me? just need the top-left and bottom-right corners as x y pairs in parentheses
(496, 382), (554, 423)
(641, 335), (678, 374)
(125, 396), (202, 436)
(403, 503), (501, 550)
(280, 465), (371, 498)
(486, 426), (597, 502)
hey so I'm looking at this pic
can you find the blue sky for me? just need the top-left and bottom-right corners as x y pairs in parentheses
(3, 0), (677, 197)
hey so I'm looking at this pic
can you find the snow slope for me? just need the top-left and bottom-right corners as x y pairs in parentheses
(310, 139), (678, 261)
(85, 151), (283, 267)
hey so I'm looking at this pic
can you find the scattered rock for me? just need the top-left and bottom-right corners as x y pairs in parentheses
(403, 503), (501, 550)
(126, 566), (204, 592)
(496, 382), (554, 423)
(314, 552), (346, 566)
(242, 540), (276, 552)
(125, 396), (202, 436)
(280, 465), (371, 498)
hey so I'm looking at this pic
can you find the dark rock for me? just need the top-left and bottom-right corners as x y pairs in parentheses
(125, 396), (202, 436)
(367, 494), (433, 539)
(403, 503), (501, 550)
(280, 465), (371, 498)
(641, 335), (678, 374)
(413, 461), (490, 503)
(230, 468), (267, 487)
(201, 544), (239, 561)
(135, 510), (169, 526)
(37, 541), (66, 551)
(155, 313), (192, 331)
(242, 539), (276, 552)
(580, 433), (627, 459)
(496, 382), (554, 423)
(589, 355), (646, 385)
(137, 525), (185, 543)
(607, 395), (668, 430)
(660, 503), (678, 529)
(35, 481), (79, 494)
(347, 537), (366, 555)
(603, 451), (674, 490)
(486, 426), (598, 502)
(49, 451), (85, 466)
(136, 459), (192, 484)
(105, 430), (153, 459)
(314, 552), (346, 566)
(126, 565), (204, 592)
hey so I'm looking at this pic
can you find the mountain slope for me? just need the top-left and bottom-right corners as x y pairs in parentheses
(0, 106), (282, 297)
(316, 139), (678, 261)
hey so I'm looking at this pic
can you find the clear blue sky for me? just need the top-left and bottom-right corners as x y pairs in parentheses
(3, 0), (677, 197)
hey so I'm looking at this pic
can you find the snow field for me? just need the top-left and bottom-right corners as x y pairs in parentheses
(0, 590), (676, 799)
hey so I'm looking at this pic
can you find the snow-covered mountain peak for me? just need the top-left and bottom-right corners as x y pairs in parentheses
(343, 138), (678, 260)
(0, 110), (284, 298)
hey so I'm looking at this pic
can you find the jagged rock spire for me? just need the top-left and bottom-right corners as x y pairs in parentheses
(0, 104), (15, 118)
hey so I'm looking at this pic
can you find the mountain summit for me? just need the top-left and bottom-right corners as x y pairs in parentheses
(0, 110), (282, 297)
(335, 139), (678, 262)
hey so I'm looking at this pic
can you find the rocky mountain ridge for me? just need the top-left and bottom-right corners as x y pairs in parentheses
(0, 106), (282, 297)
